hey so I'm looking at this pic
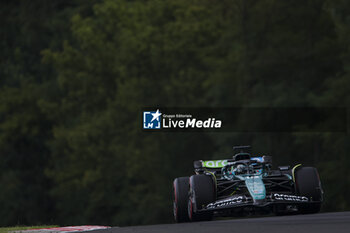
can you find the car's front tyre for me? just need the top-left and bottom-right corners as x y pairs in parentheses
(295, 167), (323, 214)
(173, 177), (190, 222)
(188, 174), (215, 221)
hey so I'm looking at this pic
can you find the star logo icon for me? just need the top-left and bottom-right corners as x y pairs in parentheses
(151, 109), (162, 122)
(143, 109), (162, 129)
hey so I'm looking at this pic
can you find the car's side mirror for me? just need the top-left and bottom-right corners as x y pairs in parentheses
(262, 156), (272, 164)
(278, 165), (290, 171)
(194, 160), (203, 169)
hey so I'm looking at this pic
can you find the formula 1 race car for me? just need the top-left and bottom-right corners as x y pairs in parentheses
(173, 146), (323, 222)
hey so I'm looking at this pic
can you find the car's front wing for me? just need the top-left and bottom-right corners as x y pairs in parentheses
(198, 193), (321, 212)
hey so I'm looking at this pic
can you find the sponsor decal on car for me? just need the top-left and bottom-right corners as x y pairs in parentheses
(202, 160), (228, 168)
(206, 196), (246, 209)
(272, 193), (309, 202)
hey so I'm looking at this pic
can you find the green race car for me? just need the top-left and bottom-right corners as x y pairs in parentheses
(173, 146), (323, 222)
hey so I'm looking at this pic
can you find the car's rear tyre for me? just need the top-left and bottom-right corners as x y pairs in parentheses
(188, 174), (215, 221)
(173, 177), (190, 222)
(295, 167), (323, 214)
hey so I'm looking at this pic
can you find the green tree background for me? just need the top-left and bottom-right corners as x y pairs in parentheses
(0, 0), (349, 226)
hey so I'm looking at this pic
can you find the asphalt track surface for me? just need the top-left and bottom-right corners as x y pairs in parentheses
(90, 212), (350, 233)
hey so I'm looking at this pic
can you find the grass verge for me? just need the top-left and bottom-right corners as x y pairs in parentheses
(0, 226), (58, 233)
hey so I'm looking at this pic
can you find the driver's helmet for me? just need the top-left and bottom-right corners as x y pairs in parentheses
(234, 164), (246, 174)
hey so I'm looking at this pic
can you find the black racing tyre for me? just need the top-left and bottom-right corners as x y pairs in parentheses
(173, 177), (190, 222)
(295, 167), (323, 214)
(188, 174), (215, 221)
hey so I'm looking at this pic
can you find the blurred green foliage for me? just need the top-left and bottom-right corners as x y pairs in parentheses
(0, 0), (350, 227)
